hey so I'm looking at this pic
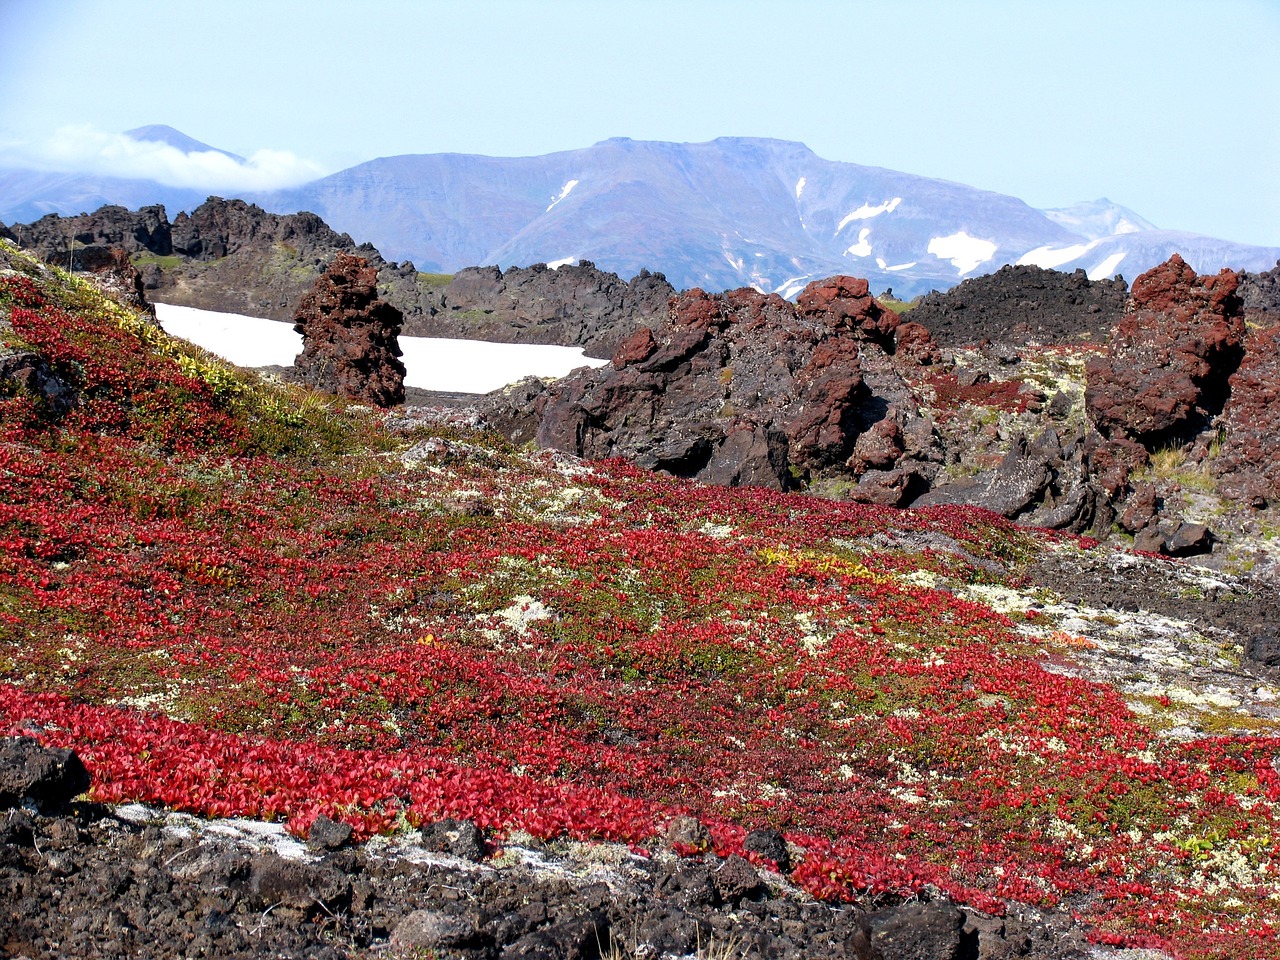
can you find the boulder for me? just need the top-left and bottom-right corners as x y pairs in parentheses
(1085, 254), (1245, 443)
(0, 738), (90, 813)
(291, 252), (407, 407)
(417, 818), (487, 860)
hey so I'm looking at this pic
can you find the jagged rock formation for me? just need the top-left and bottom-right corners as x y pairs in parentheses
(1214, 322), (1280, 501)
(1085, 254), (1244, 444)
(482, 278), (941, 496)
(1238, 259), (1280, 320)
(400, 261), (675, 357)
(291, 253), (406, 407)
(6, 202), (670, 358)
(907, 264), (1127, 346)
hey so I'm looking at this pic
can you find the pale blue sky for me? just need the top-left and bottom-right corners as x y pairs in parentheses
(1, 0), (1277, 245)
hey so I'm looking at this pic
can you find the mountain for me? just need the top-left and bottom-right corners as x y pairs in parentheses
(4, 128), (1279, 298)
(124, 124), (247, 162)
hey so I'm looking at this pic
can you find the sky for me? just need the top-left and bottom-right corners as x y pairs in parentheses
(1, 0), (1277, 246)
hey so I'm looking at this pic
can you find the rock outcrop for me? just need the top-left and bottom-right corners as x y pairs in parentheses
(1085, 254), (1244, 444)
(7, 203), (670, 357)
(483, 279), (940, 496)
(1238, 259), (1280, 320)
(1214, 322), (1280, 502)
(291, 253), (406, 407)
(907, 264), (1127, 347)
(80, 246), (156, 321)
(402, 261), (675, 357)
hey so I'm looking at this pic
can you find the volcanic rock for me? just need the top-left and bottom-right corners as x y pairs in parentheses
(81, 246), (156, 321)
(907, 264), (1127, 347)
(1214, 323), (1280, 501)
(1085, 254), (1245, 444)
(1238, 259), (1280, 320)
(10, 204), (172, 268)
(404, 261), (676, 357)
(0, 738), (90, 814)
(493, 280), (930, 491)
(291, 253), (407, 407)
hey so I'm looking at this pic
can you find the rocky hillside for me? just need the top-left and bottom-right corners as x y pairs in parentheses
(3, 200), (672, 358)
(4, 237), (1280, 958)
(479, 254), (1280, 585)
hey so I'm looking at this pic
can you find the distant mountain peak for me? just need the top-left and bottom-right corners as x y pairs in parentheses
(124, 125), (245, 163)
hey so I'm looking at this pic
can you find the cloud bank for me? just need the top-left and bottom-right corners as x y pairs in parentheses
(2, 125), (326, 190)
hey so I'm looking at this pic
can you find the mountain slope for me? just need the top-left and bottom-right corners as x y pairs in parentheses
(5, 128), (1279, 299)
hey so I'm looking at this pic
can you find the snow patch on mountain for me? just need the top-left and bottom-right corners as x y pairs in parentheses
(795, 177), (806, 199)
(546, 179), (579, 212)
(836, 197), (902, 233)
(1088, 251), (1126, 281)
(546, 257), (577, 269)
(928, 231), (998, 274)
(1017, 239), (1103, 270)
(845, 228), (873, 257)
(876, 258), (917, 272)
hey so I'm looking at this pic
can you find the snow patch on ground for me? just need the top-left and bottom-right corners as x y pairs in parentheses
(154, 303), (606, 394)
(546, 179), (579, 212)
(844, 228), (873, 258)
(794, 177), (806, 199)
(1017, 240), (1101, 270)
(836, 198), (901, 233)
(1088, 251), (1127, 280)
(927, 231), (998, 274)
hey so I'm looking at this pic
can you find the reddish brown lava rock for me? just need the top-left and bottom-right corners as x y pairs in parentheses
(1214, 323), (1280, 502)
(796, 275), (900, 344)
(786, 339), (867, 469)
(612, 327), (657, 368)
(892, 321), (940, 365)
(292, 253), (406, 407)
(1085, 254), (1244, 443)
(516, 282), (909, 490)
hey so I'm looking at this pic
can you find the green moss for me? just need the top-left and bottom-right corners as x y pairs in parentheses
(417, 272), (453, 288)
(129, 252), (184, 271)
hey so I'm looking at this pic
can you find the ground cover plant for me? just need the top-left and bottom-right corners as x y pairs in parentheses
(1, 241), (1278, 958)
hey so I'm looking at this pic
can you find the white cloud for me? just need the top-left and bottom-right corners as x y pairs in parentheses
(3, 124), (325, 190)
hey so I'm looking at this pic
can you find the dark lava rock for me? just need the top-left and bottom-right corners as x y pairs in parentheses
(418, 817), (487, 860)
(907, 264), (1127, 347)
(743, 827), (791, 871)
(11, 204), (172, 268)
(870, 900), (968, 960)
(711, 855), (763, 903)
(404, 261), (676, 358)
(1238, 259), (1280, 320)
(291, 252), (406, 407)
(1245, 634), (1280, 668)
(307, 814), (353, 851)
(0, 738), (90, 814)
(487, 279), (933, 492)
(1085, 254), (1245, 444)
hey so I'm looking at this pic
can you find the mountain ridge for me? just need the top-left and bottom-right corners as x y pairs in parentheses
(3, 127), (1279, 298)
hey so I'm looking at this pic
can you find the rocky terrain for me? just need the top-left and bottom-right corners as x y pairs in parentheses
(2, 738), (1105, 960)
(3, 238), (1280, 958)
(472, 254), (1280, 582)
(2, 201), (671, 357)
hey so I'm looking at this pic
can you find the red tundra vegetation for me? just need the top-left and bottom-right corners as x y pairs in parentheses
(1, 247), (1278, 959)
